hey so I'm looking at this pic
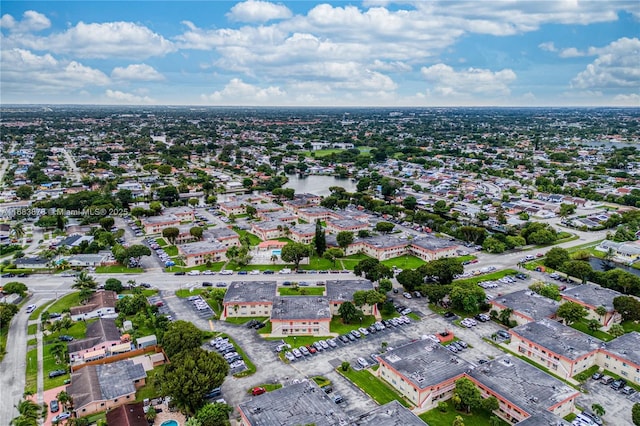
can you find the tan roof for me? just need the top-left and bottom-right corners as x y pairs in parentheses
(69, 291), (117, 315)
(105, 402), (148, 426)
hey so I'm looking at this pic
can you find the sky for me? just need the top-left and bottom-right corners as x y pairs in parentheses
(1, 1), (639, 107)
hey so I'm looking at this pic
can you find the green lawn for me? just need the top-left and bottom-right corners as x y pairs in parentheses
(28, 301), (53, 320)
(27, 338), (36, 346)
(44, 321), (87, 344)
(233, 228), (262, 246)
(45, 292), (81, 314)
(299, 256), (336, 270)
(419, 400), (508, 426)
(455, 255), (478, 263)
(135, 365), (166, 402)
(175, 288), (207, 298)
(330, 315), (376, 335)
(303, 148), (345, 157)
(278, 287), (325, 296)
(246, 383), (283, 393)
(454, 269), (519, 286)
(257, 322), (272, 334)
(155, 238), (168, 247)
(25, 348), (38, 394)
(338, 366), (411, 407)
(571, 320), (614, 342)
(164, 245), (178, 257)
(27, 324), (37, 335)
(43, 343), (71, 390)
(95, 265), (144, 273)
(225, 316), (269, 325)
(341, 253), (374, 269)
(382, 255), (427, 270)
(622, 320), (640, 333)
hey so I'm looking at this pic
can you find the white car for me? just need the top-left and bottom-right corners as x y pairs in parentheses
(403, 292), (412, 299)
(249, 270), (260, 275)
(292, 348), (302, 358)
(202, 270), (214, 275)
(284, 351), (295, 361)
(220, 270), (233, 275)
(187, 270), (201, 276)
(358, 327), (369, 336)
(357, 357), (369, 368)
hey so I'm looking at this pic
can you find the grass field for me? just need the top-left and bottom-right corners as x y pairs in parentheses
(155, 238), (168, 247)
(43, 343), (71, 390)
(381, 255), (427, 270)
(45, 292), (81, 314)
(233, 228), (262, 246)
(246, 383), (283, 393)
(299, 256), (335, 270)
(341, 253), (373, 269)
(25, 348), (38, 394)
(44, 321), (87, 344)
(338, 366), (410, 407)
(330, 315), (376, 335)
(28, 301), (53, 320)
(95, 265), (144, 273)
(419, 400), (508, 426)
(225, 316), (269, 325)
(278, 286), (325, 296)
(27, 324), (37, 335)
(135, 365), (166, 402)
(303, 149), (345, 157)
(571, 320), (614, 342)
(453, 269), (519, 286)
(164, 245), (178, 257)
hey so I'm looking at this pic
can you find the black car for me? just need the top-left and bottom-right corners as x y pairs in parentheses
(140, 283), (152, 288)
(50, 399), (59, 413)
(339, 335), (349, 343)
(443, 312), (456, 319)
(174, 271), (186, 276)
(263, 270), (275, 274)
(59, 335), (74, 342)
(202, 282), (213, 287)
(1, 273), (15, 278)
(49, 369), (66, 378)
(246, 320), (259, 328)
(611, 379), (627, 390)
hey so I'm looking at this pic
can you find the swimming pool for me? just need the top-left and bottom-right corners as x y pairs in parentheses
(160, 420), (178, 426)
(272, 249), (282, 256)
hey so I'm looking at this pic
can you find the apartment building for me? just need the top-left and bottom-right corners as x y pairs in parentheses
(560, 284), (622, 328)
(270, 296), (331, 337)
(221, 281), (277, 319)
(490, 290), (560, 326)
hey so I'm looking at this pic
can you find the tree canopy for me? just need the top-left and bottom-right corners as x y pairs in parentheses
(161, 320), (204, 358)
(556, 301), (587, 325)
(280, 242), (311, 270)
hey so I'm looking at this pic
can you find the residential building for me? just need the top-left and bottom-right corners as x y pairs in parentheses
(68, 318), (124, 363)
(202, 227), (240, 246)
(140, 214), (180, 234)
(490, 290), (560, 326)
(14, 256), (49, 269)
(325, 218), (369, 234)
(598, 332), (640, 384)
(560, 284), (622, 328)
(67, 253), (108, 267)
(105, 402), (147, 426)
(70, 290), (118, 321)
(68, 359), (147, 417)
(270, 296), (332, 336)
(596, 240), (640, 262)
(289, 223), (316, 244)
(219, 201), (246, 216)
(250, 220), (289, 241)
(221, 281), (277, 319)
(325, 279), (378, 317)
(409, 237), (461, 262)
(163, 206), (195, 222)
(177, 241), (229, 267)
(349, 400), (427, 426)
(297, 206), (340, 223)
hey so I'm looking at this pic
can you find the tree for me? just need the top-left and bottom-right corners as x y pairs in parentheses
(280, 242), (311, 270)
(482, 396), (499, 413)
(338, 302), (360, 324)
(402, 196), (417, 210)
(323, 248), (344, 267)
(498, 308), (513, 325)
(50, 343), (68, 364)
(336, 231), (354, 250)
(449, 285), (486, 313)
(378, 279), (392, 293)
(161, 348), (229, 416)
(561, 260), (593, 284)
(185, 418), (203, 426)
(482, 237), (506, 254)
(190, 226), (204, 240)
(353, 258), (392, 283)
(375, 221), (395, 234)
(163, 227), (180, 244)
(421, 285), (451, 306)
(396, 269), (424, 291)
(72, 271), (97, 303)
(245, 205), (257, 218)
(613, 296), (640, 322)
(609, 323), (625, 337)
(56, 390), (72, 411)
(544, 247), (570, 270)
(196, 403), (233, 426)
(595, 305), (607, 321)
(587, 319), (601, 332)
(591, 403), (605, 417)
(3, 281), (28, 297)
(10, 222), (25, 240)
(341, 361), (350, 371)
(418, 258), (464, 285)
(313, 220), (326, 256)
(556, 301), (587, 325)
(452, 416), (465, 426)
(559, 203), (576, 218)
(454, 377), (482, 413)
(633, 403), (640, 426)
(188, 198), (199, 208)
(161, 320), (204, 358)
(433, 200), (450, 215)
(157, 164), (172, 175)
(16, 185), (34, 200)
(352, 290), (385, 307)
(99, 216), (114, 231)
(104, 278), (123, 293)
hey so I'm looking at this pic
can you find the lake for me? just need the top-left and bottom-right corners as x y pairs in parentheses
(588, 257), (640, 278)
(284, 174), (357, 196)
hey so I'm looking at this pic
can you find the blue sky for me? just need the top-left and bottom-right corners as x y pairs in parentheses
(1, 1), (639, 106)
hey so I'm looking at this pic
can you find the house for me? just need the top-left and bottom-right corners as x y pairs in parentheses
(105, 402), (147, 426)
(68, 318), (124, 363)
(177, 241), (229, 267)
(67, 253), (108, 267)
(163, 206), (195, 222)
(58, 234), (94, 248)
(409, 237), (460, 262)
(69, 290), (118, 321)
(270, 296), (331, 336)
(325, 280), (378, 317)
(140, 214), (180, 234)
(490, 290), (560, 326)
(560, 284), (622, 328)
(596, 240), (640, 262)
(221, 281), (277, 319)
(289, 223), (316, 244)
(68, 359), (147, 417)
(14, 256), (49, 269)
(250, 220), (288, 241)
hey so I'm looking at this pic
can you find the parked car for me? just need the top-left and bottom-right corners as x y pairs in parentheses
(50, 399), (59, 413)
(357, 357), (369, 368)
(48, 369), (66, 378)
(306, 344), (317, 354)
(284, 351), (295, 361)
(622, 386), (636, 395)
(611, 378), (627, 390)
(174, 271), (186, 276)
(52, 412), (71, 423)
(252, 387), (266, 396)
(202, 281), (213, 287)
(591, 372), (603, 380)
(58, 335), (74, 342)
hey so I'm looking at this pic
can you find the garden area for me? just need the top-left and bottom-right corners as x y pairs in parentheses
(278, 286), (325, 296)
(338, 364), (410, 407)
(381, 255), (427, 270)
(330, 315), (376, 334)
(419, 400), (508, 426)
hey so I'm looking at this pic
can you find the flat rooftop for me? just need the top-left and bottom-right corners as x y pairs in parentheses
(604, 331), (640, 367)
(271, 296), (331, 321)
(378, 340), (473, 389)
(177, 241), (226, 255)
(238, 380), (347, 426)
(492, 290), (559, 321)
(510, 319), (602, 360)
(561, 283), (621, 311)
(469, 355), (579, 415)
(350, 400), (426, 426)
(410, 236), (459, 251)
(515, 411), (571, 426)
(224, 281), (277, 304)
(325, 279), (374, 302)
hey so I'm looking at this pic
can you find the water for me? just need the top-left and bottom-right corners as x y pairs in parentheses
(284, 174), (357, 196)
(588, 257), (640, 277)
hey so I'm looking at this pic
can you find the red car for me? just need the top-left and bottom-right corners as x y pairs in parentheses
(252, 387), (266, 396)
(306, 345), (317, 354)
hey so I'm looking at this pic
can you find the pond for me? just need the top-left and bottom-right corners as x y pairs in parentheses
(588, 257), (640, 278)
(284, 174), (357, 196)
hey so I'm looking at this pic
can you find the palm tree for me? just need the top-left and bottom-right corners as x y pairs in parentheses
(72, 271), (97, 291)
(50, 343), (68, 364)
(56, 390), (73, 411)
(9, 416), (37, 426)
(10, 222), (25, 241)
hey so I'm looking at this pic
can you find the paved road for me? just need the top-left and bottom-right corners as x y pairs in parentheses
(60, 148), (82, 183)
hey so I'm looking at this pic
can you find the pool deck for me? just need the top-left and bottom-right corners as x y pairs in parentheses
(154, 402), (185, 426)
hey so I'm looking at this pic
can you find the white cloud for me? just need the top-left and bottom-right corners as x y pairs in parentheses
(105, 89), (155, 104)
(613, 93), (640, 105)
(1, 48), (109, 95)
(7, 21), (174, 59)
(558, 47), (585, 58)
(571, 37), (640, 89)
(538, 42), (557, 52)
(370, 59), (412, 72)
(0, 10), (50, 32)
(421, 63), (516, 97)
(111, 64), (164, 81)
(227, 0), (292, 23)
(201, 78), (286, 104)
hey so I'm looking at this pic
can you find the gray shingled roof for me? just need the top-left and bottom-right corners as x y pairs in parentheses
(325, 280), (374, 302)
(510, 319), (602, 360)
(350, 400), (426, 426)
(69, 365), (101, 411)
(224, 281), (277, 304)
(68, 318), (120, 353)
(560, 283), (621, 311)
(177, 240), (227, 255)
(378, 340), (473, 389)
(270, 296), (331, 320)
(492, 290), (559, 321)
(469, 356), (578, 415)
(239, 380), (346, 426)
(96, 360), (146, 400)
(515, 411), (571, 426)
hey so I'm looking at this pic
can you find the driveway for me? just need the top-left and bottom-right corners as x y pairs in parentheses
(578, 378), (637, 426)
(35, 385), (67, 426)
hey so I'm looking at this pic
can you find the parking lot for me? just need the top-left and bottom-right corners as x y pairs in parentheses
(578, 376), (639, 426)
